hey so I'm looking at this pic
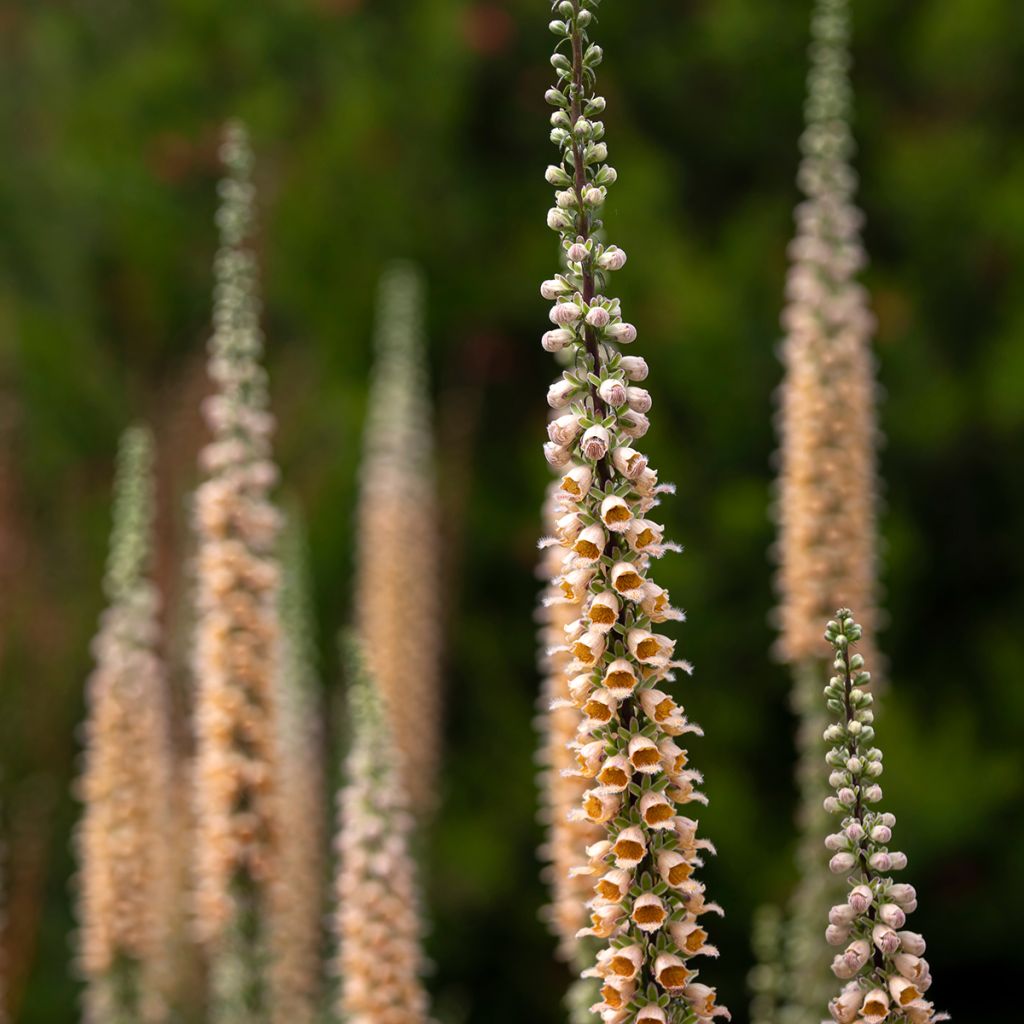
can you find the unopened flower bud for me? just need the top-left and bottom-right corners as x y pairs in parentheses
(583, 187), (604, 206)
(550, 301), (582, 326)
(540, 278), (570, 300)
(844, 821), (865, 842)
(825, 923), (850, 946)
(824, 832), (845, 851)
(547, 207), (573, 231)
(863, 784), (883, 803)
(619, 355), (648, 380)
(870, 825), (891, 843)
(545, 164), (571, 186)
(829, 852), (856, 874)
(567, 242), (589, 263)
(829, 904), (855, 927)
(619, 411), (650, 439)
(555, 189), (575, 209)
(872, 923), (900, 955)
(848, 885), (872, 914)
(547, 378), (577, 408)
(607, 322), (637, 344)
(868, 851), (892, 872)
(542, 328), (574, 353)
(544, 441), (572, 468)
(896, 931), (926, 956)
(586, 306), (610, 328)
(547, 413), (582, 446)
(837, 787), (856, 806)
(581, 425), (610, 461)
(877, 903), (906, 929)
(597, 246), (627, 271)
(887, 883), (917, 906)
(598, 378), (627, 407)
(888, 851), (907, 870)
(626, 386), (652, 413)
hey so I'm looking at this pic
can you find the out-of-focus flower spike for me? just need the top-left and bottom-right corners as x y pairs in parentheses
(355, 261), (443, 818)
(332, 637), (431, 1024)
(75, 425), (177, 1024)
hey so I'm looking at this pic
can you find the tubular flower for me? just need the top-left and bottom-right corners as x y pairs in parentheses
(355, 262), (443, 816)
(75, 426), (176, 1024)
(538, 486), (604, 964)
(333, 640), (430, 1024)
(539, 5), (726, 1021)
(773, 0), (880, 669)
(191, 121), (282, 1018)
(820, 612), (946, 1024)
(268, 515), (326, 1024)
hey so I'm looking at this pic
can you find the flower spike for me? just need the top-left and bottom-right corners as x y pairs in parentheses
(821, 611), (946, 1024)
(538, 4), (726, 1021)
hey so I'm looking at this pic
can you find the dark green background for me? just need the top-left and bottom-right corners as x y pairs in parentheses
(1, 1), (1022, 1021)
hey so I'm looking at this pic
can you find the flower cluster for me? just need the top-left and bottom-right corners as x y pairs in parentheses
(773, 0), (880, 669)
(76, 426), (175, 1024)
(269, 516), (325, 1024)
(355, 262), (442, 816)
(539, 4), (726, 1022)
(192, 120), (281, 962)
(333, 640), (430, 1024)
(821, 611), (945, 1024)
(537, 485), (603, 965)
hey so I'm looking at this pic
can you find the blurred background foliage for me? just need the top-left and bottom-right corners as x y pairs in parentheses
(1, 0), (1023, 1021)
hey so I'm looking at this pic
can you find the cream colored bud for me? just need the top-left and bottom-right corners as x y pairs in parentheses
(626, 386), (652, 413)
(547, 207), (573, 231)
(541, 278), (570, 300)
(872, 923), (900, 954)
(544, 441), (573, 468)
(597, 246), (627, 271)
(607, 322), (637, 344)
(586, 306), (611, 328)
(542, 327), (574, 352)
(550, 301), (582, 326)
(548, 413), (582, 446)
(619, 410), (650, 439)
(896, 931), (926, 956)
(567, 242), (589, 263)
(547, 378), (577, 408)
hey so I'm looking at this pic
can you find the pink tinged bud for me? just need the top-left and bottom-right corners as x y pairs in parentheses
(611, 446), (648, 480)
(864, 784), (883, 803)
(544, 441), (573, 467)
(860, 988), (890, 1024)
(888, 851), (907, 870)
(600, 494), (632, 532)
(583, 186), (604, 206)
(830, 953), (857, 980)
(579, 425), (608, 462)
(619, 355), (648, 380)
(845, 939), (871, 969)
(837, 787), (856, 806)
(598, 377), (628, 406)
(567, 242), (589, 263)
(878, 903), (906, 929)
(607, 322), (637, 344)
(846, 757), (863, 773)
(896, 931), (926, 956)
(880, 813), (896, 828)
(555, 189), (575, 209)
(870, 825), (892, 843)
(829, 771), (847, 789)
(597, 246), (627, 271)
(559, 465), (593, 500)
(545, 165), (569, 185)
(550, 301), (582, 325)
(542, 328), (574, 352)
(572, 523), (607, 564)
(540, 278), (570, 300)
(585, 305), (611, 328)
(825, 924), (850, 946)
(547, 207), (573, 231)
(548, 413), (582, 446)
(630, 892), (667, 932)
(868, 851), (892, 872)
(848, 885), (873, 914)
(619, 410), (650, 438)
(829, 852), (856, 874)
(829, 904), (855, 927)
(872, 923), (900, 955)
(823, 796), (841, 814)
(844, 822), (865, 842)
(824, 832), (846, 851)
(625, 386), (652, 413)
(547, 378), (577, 408)
(888, 883), (917, 906)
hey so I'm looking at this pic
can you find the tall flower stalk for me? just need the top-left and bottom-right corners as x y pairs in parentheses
(821, 611), (945, 1024)
(269, 514), (325, 1024)
(192, 120), (281, 1022)
(355, 262), (442, 816)
(766, 2), (881, 1021)
(75, 426), (175, 1024)
(332, 639), (431, 1024)
(539, 4), (727, 1021)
